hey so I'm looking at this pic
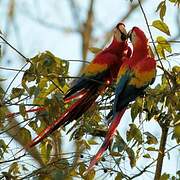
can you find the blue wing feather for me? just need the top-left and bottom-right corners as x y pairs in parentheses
(113, 70), (146, 115)
(113, 71), (130, 115)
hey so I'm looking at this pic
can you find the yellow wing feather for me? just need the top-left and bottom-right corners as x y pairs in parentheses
(83, 63), (108, 76)
(129, 69), (156, 88)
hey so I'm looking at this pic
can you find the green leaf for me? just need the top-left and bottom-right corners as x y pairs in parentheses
(173, 125), (180, 144)
(87, 139), (98, 145)
(22, 51), (69, 100)
(177, 170), (180, 178)
(126, 124), (143, 144)
(152, 20), (170, 35)
(89, 47), (102, 54)
(157, 36), (172, 53)
(8, 162), (20, 175)
(126, 147), (136, 168)
(146, 147), (158, 151)
(168, 0), (176, 2)
(160, 3), (166, 21)
(29, 121), (38, 131)
(40, 141), (52, 164)
(110, 151), (121, 157)
(19, 103), (26, 117)
(19, 128), (31, 142)
(10, 88), (24, 99)
(79, 162), (86, 177)
(0, 106), (7, 124)
(156, 1), (166, 21)
(0, 139), (8, 156)
(115, 172), (123, 180)
(84, 169), (95, 180)
(157, 44), (165, 59)
(131, 104), (139, 122)
(131, 98), (143, 121)
(144, 132), (158, 144)
(143, 153), (151, 158)
(0, 78), (6, 82)
(160, 173), (170, 180)
(156, 1), (165, 12)
(113, 133), (127, 152)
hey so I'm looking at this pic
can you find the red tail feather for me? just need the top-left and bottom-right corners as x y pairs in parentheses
(28, 90), (98, 148)
(6, 107), (45, 118)
(64, 90), (87, 103)
(86, 108), (126, 172)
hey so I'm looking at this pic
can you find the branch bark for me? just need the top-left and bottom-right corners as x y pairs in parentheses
(154, 119), (170, 180)
(80, 0), (94, 70)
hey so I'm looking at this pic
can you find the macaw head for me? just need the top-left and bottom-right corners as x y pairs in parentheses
(128, 26), (154, 58)
(128, 26), (148, 49)
(113, 23), (127, 42)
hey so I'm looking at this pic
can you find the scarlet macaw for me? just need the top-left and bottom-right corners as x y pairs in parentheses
(27, 23), (131, 148)
(87, 26), (156, 171)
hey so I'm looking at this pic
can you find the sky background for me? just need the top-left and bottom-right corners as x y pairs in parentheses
(0, 0), (179, 179)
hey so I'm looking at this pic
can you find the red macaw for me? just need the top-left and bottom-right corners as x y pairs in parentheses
(27, 23), (132, 148)
(87, 27), (156, 171)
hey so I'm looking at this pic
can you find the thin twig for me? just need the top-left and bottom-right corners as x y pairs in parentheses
(138, 0), (172, 89)
(0, 35), (29, 62)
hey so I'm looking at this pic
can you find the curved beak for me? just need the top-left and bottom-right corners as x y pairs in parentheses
(121, 33), (127, 41)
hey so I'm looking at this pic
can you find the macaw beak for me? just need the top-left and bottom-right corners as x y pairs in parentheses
(121, 33), (127, 41)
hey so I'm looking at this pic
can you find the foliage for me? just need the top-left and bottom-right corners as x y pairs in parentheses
(0, 0), (179, 179)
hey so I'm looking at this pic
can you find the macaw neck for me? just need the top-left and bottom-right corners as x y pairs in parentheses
(131, 45), (149, 60)
(106, 39), (126, 56)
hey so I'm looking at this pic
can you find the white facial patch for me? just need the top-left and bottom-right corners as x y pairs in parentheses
(118, 25), (127, 36)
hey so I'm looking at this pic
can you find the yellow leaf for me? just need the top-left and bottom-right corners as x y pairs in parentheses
(79, 162), (86, 176)
(174, 125), (180, 143)
(156, 1), (166, 21)
(84, 169), (95, 180)
(19, 128), (31, 143)
(110, 151), (121, 157)
(19, 103), (26, 117)
(143, 153), (151, 158)
(115, 172), (123, 180)
(160, 3), (166, 21)
(87, 139), (98, 145)
(152, 20), (170, 36)
(89, 47), (102, 54)
(156, 1), (164, 12)
(157, 36), (172, 53)
(40, 141), (52, 164)
(157, 44), (165, 59)
(8, 162), (20, 175)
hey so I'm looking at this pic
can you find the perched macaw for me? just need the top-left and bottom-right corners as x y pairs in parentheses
(87, 26), (156, 171)
(27, 23), (131, 148)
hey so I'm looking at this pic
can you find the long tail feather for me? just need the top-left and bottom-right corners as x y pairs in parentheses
(6, 107), (45, 118)
(28, 90), (98, 148)
(86, 108), (126, 172)
(64, 89), (87, 103)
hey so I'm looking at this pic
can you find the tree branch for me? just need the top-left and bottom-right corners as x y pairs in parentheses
(154, 117), (170, 180)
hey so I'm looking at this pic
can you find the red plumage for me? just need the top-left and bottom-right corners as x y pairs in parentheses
(86, 26), (156, 172)
(27, 23), (131, 148)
